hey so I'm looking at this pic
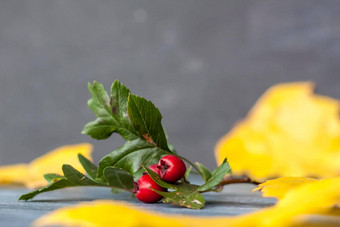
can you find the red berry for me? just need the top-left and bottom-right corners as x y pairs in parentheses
(143, 164), (160, 176)
(158, 155), (186, 182)
(135, 174), (166, 203)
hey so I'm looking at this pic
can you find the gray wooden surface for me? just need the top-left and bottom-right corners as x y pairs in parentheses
(0, 182), (276, 227)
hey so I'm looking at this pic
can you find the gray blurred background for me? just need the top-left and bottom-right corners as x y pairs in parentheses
(1, 1), (340, 169)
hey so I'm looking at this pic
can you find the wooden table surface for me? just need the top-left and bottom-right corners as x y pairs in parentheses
(0, 180), (277, 227)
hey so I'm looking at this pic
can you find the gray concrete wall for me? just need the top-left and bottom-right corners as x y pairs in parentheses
(1, 1), (340, 169)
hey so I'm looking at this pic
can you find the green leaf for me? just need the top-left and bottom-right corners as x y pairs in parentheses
(43, 173), (63, 183)
(110, 80), (138, 140)
(196, 162), (212, 182)
(184, 166), (192, 182)
(82, 81), (138, 141)
(127, 94), (169, 151)
(19, 165), (106, 201)
(212, 159), (232, 175)
(167, 143), (177, 154)
(111, 188), (125, 194)
(82, 82), (117, 140)
(198, 159), (231, 192)
(97, 139), (169, 178)
(62, 165), (103, 186)
(20, 165), (132, 201)
(132, 168), (145, 179)
(19, 179), (75, 201)
(103, 167), (135, 191)
(78, 154), (98, 180)
(154, 189), (205, 210)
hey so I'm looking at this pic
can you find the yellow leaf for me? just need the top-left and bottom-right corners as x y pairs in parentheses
(235, 178), (340, 227)
(0, 143), (93, 188)
(215, 82), (340, 181)
(0, 164), (29, 185)
(253, 177), (318, 200)
(267, 177), (340, 226)
(33, 178), (340, 227)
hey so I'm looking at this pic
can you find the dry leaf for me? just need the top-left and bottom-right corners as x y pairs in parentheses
(215, 82), (340, 181)
(33, 177), (340, 227)
(0, 143), (93, 188)
(253, 177), (318, 200)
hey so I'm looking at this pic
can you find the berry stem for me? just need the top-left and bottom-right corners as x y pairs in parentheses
(182, 177), (189, 184)
(172, 154), (201, 175)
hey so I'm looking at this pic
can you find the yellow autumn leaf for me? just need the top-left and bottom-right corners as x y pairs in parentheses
(253, 177), (318, 200)
(0, 164), (29, 185)
(235, 177), (340, 227)
(33, 177), (340, 227)
(0, 143), (93, 188)
(215, 82), (340, 181)
(265, 177), (340, 225)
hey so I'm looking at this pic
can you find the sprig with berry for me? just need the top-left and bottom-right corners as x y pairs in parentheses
(19, 80), (231, 209)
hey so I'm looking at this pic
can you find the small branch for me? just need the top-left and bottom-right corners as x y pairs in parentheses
(200, 176), (261, 193)
(218, 175), (260, 187)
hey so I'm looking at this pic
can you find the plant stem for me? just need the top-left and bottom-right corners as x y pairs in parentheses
(199, 176), (260, 193)
(182, 177), (189, 184)
(178, 155), (201, 174)
(218, 176), (260, 186)
(165, 151), (201, 175)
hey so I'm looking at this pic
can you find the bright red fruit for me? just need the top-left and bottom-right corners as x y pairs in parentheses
(143, 164), (160, 175)
(135, 174), (166, 203)
(158, 155), (186, 182)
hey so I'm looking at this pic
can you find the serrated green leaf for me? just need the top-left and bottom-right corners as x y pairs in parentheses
(62, 165), (103, 186)
(97, 139), (169, 178)
(82, 82), (117, 140)
(196, 162), (212, 182)
(198, 159), (231, 192)
(43, 173), (63, 183)
(19, 165), (126, 201)
(127, 94), (169, 151)
(103, 167), (135, 191)
(19, 165), (105, 201)
(110, 80), (138, 140)
(82, 81), (138, 141)
(78, 154), (98, 180)
(19, 179), (75, 201)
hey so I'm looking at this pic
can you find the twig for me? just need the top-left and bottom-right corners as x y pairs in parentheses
(200, 176), (261, 193)
(218, 175), (260, 186)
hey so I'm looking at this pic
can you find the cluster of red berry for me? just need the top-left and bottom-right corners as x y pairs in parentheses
(134, 155), (187, 203)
